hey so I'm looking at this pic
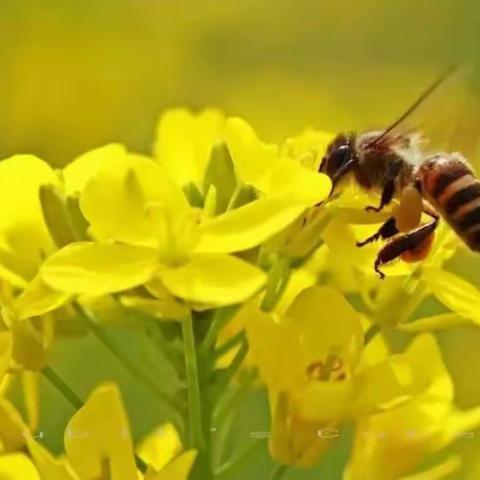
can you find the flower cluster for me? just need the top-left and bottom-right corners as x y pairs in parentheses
(0, 108), (480, 479)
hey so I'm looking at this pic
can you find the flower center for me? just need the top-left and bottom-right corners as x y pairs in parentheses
(306, 354), (346, 382)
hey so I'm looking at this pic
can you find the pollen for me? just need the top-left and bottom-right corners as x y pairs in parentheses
(306, 355), (346, 382)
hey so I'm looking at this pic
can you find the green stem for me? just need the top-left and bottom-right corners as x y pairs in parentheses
(269, 464), (288, 480)
(73, 302), (181, 419)
(214, 330), (245, 360)
(226, 184), (243, 211)
(213, 372), (256, 423)
(216, 336), (248, 390)
(364, 324), (381, 346)
(182, 314), (205, 451)
(213, 373), (256, 467)
(261, 257), (291, 312)
(201, 306), (237, 356)
(215, 439), (265, 477)
(42, 365), (83, 410)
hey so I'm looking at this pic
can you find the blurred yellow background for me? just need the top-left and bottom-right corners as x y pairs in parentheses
(0, 0), (478, 165)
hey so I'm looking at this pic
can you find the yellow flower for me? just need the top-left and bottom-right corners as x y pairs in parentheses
(34, 113), (331, 312)
(0, 155), (57, 288)
(243, 286), (432, 466)
(34, 152), (265, 310)
(25, 382), (195, 480)
(0, 154), (74, 378)
(344, 334), (480, 480)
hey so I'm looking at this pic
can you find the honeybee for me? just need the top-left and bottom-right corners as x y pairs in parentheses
(319, 65), (480, 278)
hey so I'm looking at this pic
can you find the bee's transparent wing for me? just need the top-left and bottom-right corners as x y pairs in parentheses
(375, 64), (480, 166)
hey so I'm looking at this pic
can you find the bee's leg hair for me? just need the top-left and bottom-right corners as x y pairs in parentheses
(365, 159), (403, 213)
(373, 215), (439, 279)
(356, 217), (399, 247)
(365, 180), (395, 213)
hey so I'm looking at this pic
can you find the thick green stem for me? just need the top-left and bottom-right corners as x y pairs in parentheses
(182, 314), (205, 451)
(182, 314), (214, 479)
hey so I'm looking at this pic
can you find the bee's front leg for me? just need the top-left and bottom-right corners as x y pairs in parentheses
(365, 179), (395, 213)
(373, 216), (439, 279)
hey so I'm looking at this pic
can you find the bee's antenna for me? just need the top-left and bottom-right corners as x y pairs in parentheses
(369, 63), (461, 147)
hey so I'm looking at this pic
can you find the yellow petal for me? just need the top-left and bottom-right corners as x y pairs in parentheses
(262, 158), (331, 205)
(423, 268), (480, 325)
(144, 450), (197, 480)
(225, 117), (278, 187)
(274, 268), (317, 316)
(41, 242), (159, 295)
(195, 198), (306, 253)
(0, 397), (27, 451)
(0, 155), (56, 284)
(243, 304), (306, 392)
(80, 154), (188, 245)
(345, 336), (454, 480)
(286, 286), (364, 366)
(27, 437), (79, 480)
(136, 423), (182, 472)
(63, 144), (128, 195)
(282, 129), (335, 171)
(160, 254), (266, 305)
(65, 383), (137, 480)
(15, 275), (71, 320)
(442, 405), (480, 447)
(0, 331), (13, 382)
(154, 108), (225, 187)
(0, 453), (40, 480)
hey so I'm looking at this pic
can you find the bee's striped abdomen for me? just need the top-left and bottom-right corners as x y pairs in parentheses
(418, 153), (480, 251)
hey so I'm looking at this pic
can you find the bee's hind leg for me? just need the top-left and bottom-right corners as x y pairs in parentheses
(356, 217), (398, 247)
(373, 215), (439, 279)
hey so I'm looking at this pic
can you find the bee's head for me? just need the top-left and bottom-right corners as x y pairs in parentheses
(319, 133), (357, 193)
